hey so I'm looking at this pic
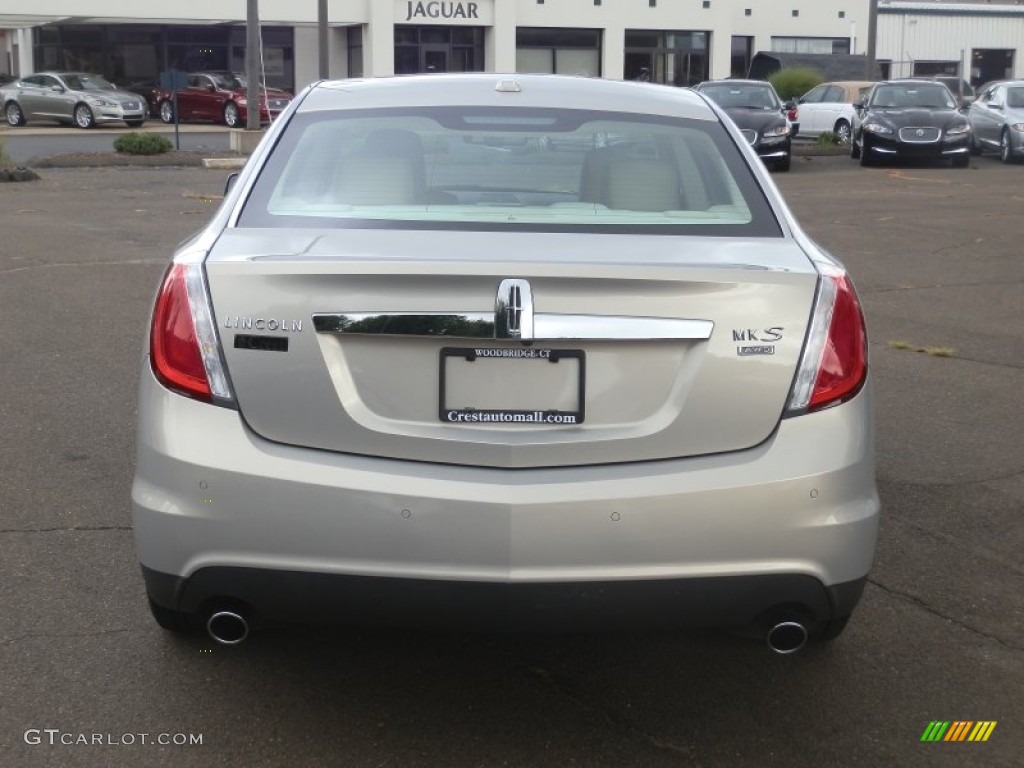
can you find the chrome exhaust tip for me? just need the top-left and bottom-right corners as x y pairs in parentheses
(206, 610), (250, 645)
(766, 621), (808, 654)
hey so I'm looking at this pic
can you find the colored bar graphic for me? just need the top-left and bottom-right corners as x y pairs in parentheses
(921, 721), (950, 742)
(945, 721), (972, 741)
(921, 721), (996, 743)
(968, 722), (997, 742)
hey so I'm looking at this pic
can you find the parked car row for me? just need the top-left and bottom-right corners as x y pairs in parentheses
(850, 79), (1024, 167)
(4, 68), (1016, 172)
(127, 71), (292, 127)
(0, 70), (292, 129)
(703, 75), (1022, 170)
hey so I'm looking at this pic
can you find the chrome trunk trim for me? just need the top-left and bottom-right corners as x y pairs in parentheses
(312, 312), (714, 341)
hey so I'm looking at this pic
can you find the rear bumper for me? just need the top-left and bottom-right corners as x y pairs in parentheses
(143, 565), (866, 631)
(133, 366), (879, 629)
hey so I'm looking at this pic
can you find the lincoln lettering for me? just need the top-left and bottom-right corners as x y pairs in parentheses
(223, 317), (303, 332)
(405, 1), (479, 21)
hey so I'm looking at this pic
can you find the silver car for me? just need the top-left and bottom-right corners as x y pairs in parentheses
(967, 80), (1024, 163)
(134, 74), (878, 653)
(2, 71), (147, 129)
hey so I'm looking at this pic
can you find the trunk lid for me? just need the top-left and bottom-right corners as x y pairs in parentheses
(205, 229), (818, 468)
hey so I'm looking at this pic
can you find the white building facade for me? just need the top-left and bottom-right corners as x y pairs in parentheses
(0, 0), (871, 91)
(877, 1), (1024, 85)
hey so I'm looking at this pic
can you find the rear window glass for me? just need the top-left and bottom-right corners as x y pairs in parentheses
(238, 107), (780, 236)
(698, 84), (781, 110)
(870, 84), (955, 110)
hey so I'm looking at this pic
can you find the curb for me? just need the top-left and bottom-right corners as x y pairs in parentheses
(203, 157), (248, 170)
(26, 150), (246, 169)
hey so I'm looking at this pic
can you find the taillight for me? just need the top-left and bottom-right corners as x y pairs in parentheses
(787, 271), (868, 414)
(787, 106), (798, 122)
(150, 263), (233, 403)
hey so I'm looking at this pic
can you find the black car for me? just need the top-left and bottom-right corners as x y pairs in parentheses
(694, 80), (793, 172)
(851, 80), (972, 167)
(911, 76), (975, 109)
(123, 78), (163, 118)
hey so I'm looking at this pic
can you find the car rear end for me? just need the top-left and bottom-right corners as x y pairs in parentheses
(133, 75), (877, 647)
(785, 102), (800, 137)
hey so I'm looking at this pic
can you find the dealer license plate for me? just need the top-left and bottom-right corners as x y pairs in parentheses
(439, 347), (585, 425)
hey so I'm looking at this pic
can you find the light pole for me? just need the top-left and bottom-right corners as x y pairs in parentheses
(866, 0), (879, 80)
(246, 0), (261, 130)
(319, 0), (329, 79)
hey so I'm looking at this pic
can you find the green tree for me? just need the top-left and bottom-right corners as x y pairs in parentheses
(769, 68), (824, 101)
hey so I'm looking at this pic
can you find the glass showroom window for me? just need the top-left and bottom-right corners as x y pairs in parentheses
(516, 28), (602, 77)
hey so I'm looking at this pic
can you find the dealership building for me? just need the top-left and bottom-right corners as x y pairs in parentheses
(878, 1), (1024, 85)
(0, 0), (1020, 93)
(0, 0), (872, 92)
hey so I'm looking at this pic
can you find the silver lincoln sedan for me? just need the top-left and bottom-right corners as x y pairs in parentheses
(135, 74), (878, 653)
(2, 71), (147, 128)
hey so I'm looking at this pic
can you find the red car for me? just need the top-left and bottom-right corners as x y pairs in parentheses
(156, 71), (292, 127)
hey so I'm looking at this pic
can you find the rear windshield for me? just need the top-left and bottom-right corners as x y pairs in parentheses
(870, 84), (955, 110)
(699, 84), (781, 111)
(238, 107), (781, 236)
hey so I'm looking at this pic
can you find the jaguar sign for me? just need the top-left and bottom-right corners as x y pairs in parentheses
(399, 0), (493, 24)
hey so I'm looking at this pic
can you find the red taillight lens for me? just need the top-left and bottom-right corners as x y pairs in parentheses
(150, 264), (212, 401)
(808, 274), (867, 411)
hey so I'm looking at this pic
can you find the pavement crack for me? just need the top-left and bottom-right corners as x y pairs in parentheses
(862, 278), (1024, 295)
(936, 354), (1024, 371)
(0, 525), (133, 534)
(880, 511), (1024, 577)
(488, 643), (693, 763)
(2, 628), (142, 646)
(868, 341), (1024, 371)
(931, 239), (982, 258)
(880, 467), (1024, 488)
(866, 579), (1024, 652)
(0, 258), (165, 275)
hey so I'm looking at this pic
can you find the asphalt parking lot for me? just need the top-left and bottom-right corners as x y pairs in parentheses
(1, 155), (1021, 767)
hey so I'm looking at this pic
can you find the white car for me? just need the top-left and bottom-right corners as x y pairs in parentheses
(797, 81), (874, 143)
